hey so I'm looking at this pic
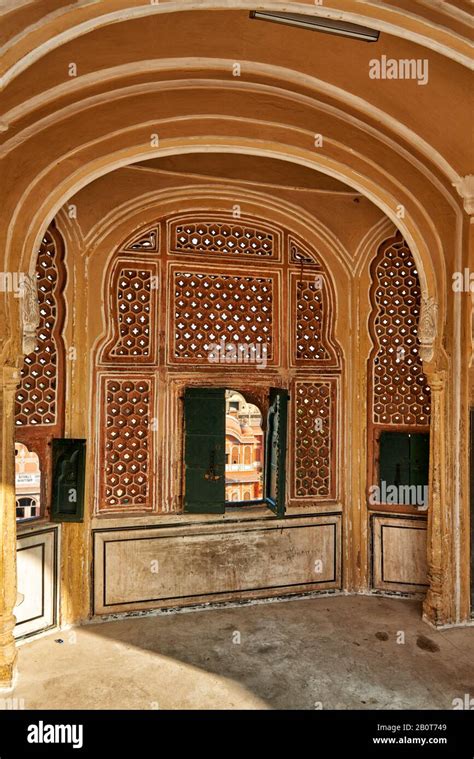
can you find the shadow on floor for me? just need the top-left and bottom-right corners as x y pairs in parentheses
(12, 595), (474, 710)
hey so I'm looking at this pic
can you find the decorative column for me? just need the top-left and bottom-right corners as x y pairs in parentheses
(422, 370), (453, 626)
(0, 366), (20, 688)
(0, 273), (38, 687)
(417, 295), (453, 625)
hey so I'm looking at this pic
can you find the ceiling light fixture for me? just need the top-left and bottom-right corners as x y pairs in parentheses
(249, 11), (380, 43)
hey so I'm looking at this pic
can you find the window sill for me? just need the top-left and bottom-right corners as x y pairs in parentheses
(17, 517), (58, 535)
(92, 505), (269, 529)
(91, 502), (343, 529)
(367, 502), (428, 515)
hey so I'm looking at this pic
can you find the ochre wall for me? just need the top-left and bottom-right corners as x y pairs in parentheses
(0, 1), (472, 688)
(52, 164), (433, 621)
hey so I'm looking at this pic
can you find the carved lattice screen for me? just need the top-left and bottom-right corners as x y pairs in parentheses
(101, 377), (154, 510)
(15, 231), (64, 426)
(170, 220), (275, 257)
(102, 264), (156, 362)
(370, 233), (431, 426)
(97, 215), (343, 514)
(293, 380), (337, 499)
(173, 271), (274, 362)
(293, 274), (338, 366)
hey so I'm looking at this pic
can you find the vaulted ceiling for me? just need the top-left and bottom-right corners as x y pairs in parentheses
(0, 1), (471, 297)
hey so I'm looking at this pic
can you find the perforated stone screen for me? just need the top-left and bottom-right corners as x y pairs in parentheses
(295, 278), (331, 361)
(102, 377), (154, 509)
(294, 380), (335, 499)
(371, 234), (431, 426)
(173, 271), (274, 362)
(171, 220), (274, 257)
(108, 268), (152, 358)
(15, 232), (61, 426)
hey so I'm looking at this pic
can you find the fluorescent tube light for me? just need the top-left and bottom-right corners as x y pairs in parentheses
(249, 11), (380, 42)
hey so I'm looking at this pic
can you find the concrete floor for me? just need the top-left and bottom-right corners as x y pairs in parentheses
(8, 595), (474, 710)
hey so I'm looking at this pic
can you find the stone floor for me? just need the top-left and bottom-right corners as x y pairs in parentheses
(7, 595), (474, 710)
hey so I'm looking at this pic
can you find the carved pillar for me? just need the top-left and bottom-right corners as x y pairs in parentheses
(0, 272), (38, 687)
(0, 366), (20, 688)
(422, 370), (452, 626)
(417, 294), (453, 624)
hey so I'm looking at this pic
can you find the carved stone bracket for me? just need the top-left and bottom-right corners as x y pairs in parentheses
(453, 174), (474, 216)
(20, 273), (40, 356)
(418, 296), (438, 363)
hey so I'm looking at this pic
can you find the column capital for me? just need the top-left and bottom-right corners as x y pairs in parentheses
(418, 296), (438, 364)
(453, 174), (474, 216)
(425, 369), (446, 393)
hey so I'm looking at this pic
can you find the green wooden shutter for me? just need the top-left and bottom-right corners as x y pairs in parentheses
(184, 387), (225, 514)
(379, 431), (429, 505)
(408, 433), (429, 488)
(379, 431), (410, 489)
(51, 439), (86, 522)
(265, 388), (289, 517)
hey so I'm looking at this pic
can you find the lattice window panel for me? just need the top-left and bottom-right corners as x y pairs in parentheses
(107, 267), (152, 359)
(15, 233), (61, 426)
(171, 221), (274, 257)
(371, 234), (431, 425)
(296, 278), (332, 362)
(173, 271), (274, 361)
(294, 381), (335, 499)
(102, 378), (153, 509)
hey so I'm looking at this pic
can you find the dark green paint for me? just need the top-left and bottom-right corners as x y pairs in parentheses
(379, 431), (429, 505)
(265, 388), (289, 517)
(184, 387), (226, 513)
(51, 438), (86, 522)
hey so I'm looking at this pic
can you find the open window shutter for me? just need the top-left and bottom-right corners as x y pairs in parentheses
(379, 431), (410, 489)
(51, 439), (86, 522)
(184, 387), (225, 514)
(265, 388), (289, 517)
(408, 433), (429, 488)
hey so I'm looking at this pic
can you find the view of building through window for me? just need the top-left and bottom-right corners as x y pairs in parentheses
(225, 390), (264, 502)
(15, 442), (41, 521)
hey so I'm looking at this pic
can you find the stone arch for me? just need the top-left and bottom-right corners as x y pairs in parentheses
(82, 186), (350, 368)
(1, 0), (470, 90)
(8, 143), (442, 341)
(0, 67), (460, 190)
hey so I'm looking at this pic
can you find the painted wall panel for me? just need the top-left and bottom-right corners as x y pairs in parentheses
(372, 515), (428, 593)
(93, 515), (341, 614)
(14, 526), (59, 639)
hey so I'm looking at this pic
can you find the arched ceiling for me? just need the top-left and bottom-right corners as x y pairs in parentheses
(134, 154), (356, 192)
(0, 1), (470, 317)
(0, 6), (471, 183)
(0, 0), (472, 84)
